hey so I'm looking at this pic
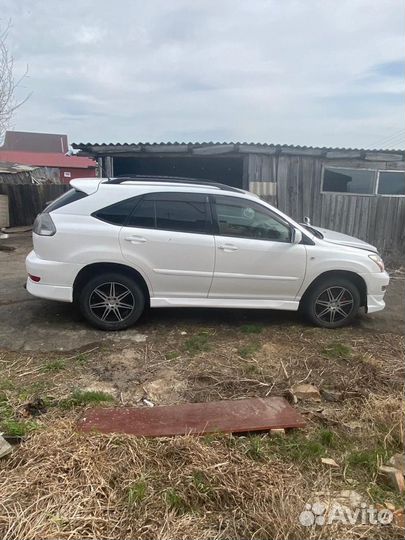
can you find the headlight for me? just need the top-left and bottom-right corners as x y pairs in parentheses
(368, 254), (385, 272)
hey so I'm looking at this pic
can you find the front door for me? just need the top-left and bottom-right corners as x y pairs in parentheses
(120, 192), (215, 299)
(209, 195), (307, 301)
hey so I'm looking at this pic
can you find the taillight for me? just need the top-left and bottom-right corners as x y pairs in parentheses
(33, 213), (56, 236)
(28, 274), (41, 282)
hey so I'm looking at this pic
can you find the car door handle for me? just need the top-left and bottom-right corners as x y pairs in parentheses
(124, 235), (147, 244)
(218, 244), (238, 252)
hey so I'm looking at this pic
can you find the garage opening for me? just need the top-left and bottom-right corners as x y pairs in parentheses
(113, 156), (244, 189)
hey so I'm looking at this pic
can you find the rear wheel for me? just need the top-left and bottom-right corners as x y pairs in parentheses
(303, 277), (361, 328)
(79, 272), (145, 330)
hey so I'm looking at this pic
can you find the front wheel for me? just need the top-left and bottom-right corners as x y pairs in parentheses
(79, 272), (145, 330)
(302, 277), (361, 328)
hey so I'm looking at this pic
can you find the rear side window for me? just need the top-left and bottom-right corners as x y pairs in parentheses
(128, 192), (211, 234)
(93, 198), (137, 225)
(44, 189), (88, 213)
(127, 199), (155, 228)
(156, 199), (208, 233)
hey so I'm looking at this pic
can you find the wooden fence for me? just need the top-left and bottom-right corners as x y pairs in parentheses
(0, 184), (69, 227)
(247, 153), (405, 258)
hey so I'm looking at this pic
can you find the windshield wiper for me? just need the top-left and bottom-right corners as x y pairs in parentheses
(301, 224), (324, 239)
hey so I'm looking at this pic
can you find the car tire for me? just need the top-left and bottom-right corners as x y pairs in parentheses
(303, 277), (361, 329)
(79, 272), (145, 331)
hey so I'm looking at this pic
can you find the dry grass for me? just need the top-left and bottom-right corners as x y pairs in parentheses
(1, 423), (402, 540)
(0, 324), (403, 539)
(0, 424), (307, 540)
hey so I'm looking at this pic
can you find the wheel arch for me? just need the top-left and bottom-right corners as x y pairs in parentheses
(299, 270), (367, 309)
(73, 262), (151, 306)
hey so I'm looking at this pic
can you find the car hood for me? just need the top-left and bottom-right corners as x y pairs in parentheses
(310, 226), (378, 253)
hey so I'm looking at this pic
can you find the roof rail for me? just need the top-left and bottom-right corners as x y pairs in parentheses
(103, 175), (244, 193)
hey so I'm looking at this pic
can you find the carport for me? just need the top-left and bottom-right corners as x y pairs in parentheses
(73, 141), (405, 257)
(113, 155), (244, 188)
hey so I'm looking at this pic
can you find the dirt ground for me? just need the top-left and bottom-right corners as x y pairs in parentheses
(0, 232), (403, 352)
(0, 232), (404, 539)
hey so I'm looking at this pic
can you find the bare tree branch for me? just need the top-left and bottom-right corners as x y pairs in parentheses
(0, 20), (30, 142)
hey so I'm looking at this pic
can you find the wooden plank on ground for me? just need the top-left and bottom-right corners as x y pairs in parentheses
(78, 397), (305, 437)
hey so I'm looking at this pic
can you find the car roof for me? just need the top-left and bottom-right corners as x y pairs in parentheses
(102, 175), (245, 194)
(69, 176), (258, 201)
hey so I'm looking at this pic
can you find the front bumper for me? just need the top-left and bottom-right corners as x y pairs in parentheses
(360, 271), (390, 313)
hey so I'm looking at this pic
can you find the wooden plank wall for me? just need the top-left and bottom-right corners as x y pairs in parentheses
(0, 184), (69, 227)
(248, 154), (405, 257)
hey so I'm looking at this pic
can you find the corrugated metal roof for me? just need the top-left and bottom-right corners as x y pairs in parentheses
(72, 142), (405, 160)
(0, 150), (97, 169)
(72, 141), (404, 153)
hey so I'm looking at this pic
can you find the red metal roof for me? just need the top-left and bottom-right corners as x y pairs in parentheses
(0, 150), (96, 169)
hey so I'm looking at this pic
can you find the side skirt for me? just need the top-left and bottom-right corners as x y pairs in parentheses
(150, 297), (299, 310)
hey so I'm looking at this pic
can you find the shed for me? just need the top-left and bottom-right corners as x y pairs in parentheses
(73, 142), (405, 258)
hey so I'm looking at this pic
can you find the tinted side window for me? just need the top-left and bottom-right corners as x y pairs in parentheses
(127, 193), (211, 234)
(93, 198), (136, 225)
(214, 195), (291, 242)
(156, 199), (209, 233)
(44, 189), (88, 213)
(127, 199), (156, 228)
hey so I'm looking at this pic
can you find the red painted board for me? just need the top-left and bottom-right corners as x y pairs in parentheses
(78, 397), (305, 437)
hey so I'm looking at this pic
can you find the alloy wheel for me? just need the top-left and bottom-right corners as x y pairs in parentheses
(88, 282), (135, 323)
(314, 286), (354, 324)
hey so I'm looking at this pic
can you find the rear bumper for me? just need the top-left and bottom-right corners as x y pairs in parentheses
(25, 250), (77, 303)
(26, 279), (73, 302)
(361, 271), (390, 313)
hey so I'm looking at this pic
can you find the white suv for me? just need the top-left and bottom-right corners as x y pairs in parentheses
(26, 176), (389, 330)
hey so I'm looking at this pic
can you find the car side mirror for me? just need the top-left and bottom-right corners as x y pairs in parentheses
(292, 228), (302, 244)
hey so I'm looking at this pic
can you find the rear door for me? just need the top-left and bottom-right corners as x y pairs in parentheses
(209, 195), (307, 301)
(119, 192), (215, 299)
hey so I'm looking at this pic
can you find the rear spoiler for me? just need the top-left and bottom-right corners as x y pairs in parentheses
(70, 178), (102, 195)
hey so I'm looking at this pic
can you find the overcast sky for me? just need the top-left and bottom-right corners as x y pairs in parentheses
(1, 0), (404, 148)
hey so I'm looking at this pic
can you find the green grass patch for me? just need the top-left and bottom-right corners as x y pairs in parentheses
(322, 342), (352, 359)
(184, 333), (211, 355)
(165, 488), (189, 514)
(0, 397), (13, 420)
(128, 480), (147, 505)
(192, 470), (212, 495)
(266, 429), (338, 464)
(240, 324), (263, 334)
(318, 428), (335, 448)
(0, 379), (15, 391)
(59, 389), (115, 409)
(367, 483), (404, 507)
(75, 354), (89, 366)
(1, 418), (38, 437)
(244, 363), (261, 375)
(246, 435), (265, 461)
(346, 448), (388, 474)
(238, 342), (261, 358)
(18, 381), (49, 402)
(165, 351), (180, 360)
(41, 359), (66, 373)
